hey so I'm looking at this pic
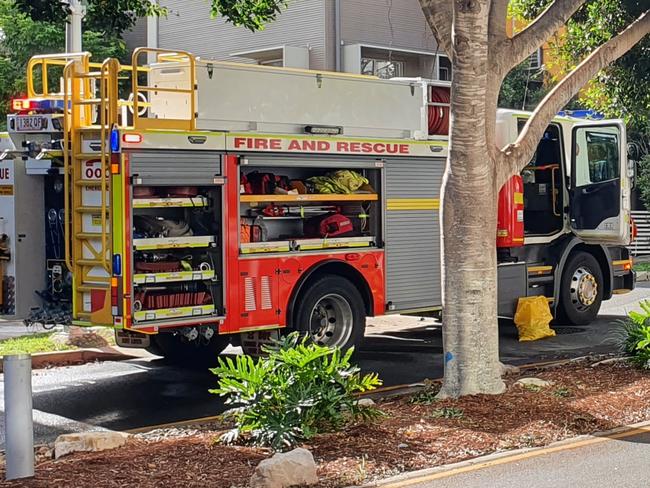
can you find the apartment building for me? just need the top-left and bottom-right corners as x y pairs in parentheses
(124, 0), (453, 80)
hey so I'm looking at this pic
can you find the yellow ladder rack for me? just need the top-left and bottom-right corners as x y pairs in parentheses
(63, 57), (119, 325)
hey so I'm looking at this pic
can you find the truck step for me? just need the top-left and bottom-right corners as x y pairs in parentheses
(77, 284), (110, 292)
(75, 180), (109, 188)
(73, 152), (104, 160)
(75, 206), (109, 214)
(77, 259), (105, 267)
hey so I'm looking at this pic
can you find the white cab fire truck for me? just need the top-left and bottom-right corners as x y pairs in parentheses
(2, 48), (634, 364)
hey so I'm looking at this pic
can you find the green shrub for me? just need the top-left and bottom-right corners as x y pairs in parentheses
(614, 301), (650, 369)
(209, 333), (382, 451)
(633, 326), (650, 369)
(635, 155), (650, 212)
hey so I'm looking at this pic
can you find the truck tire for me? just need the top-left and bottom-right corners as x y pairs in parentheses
(292, 275), (366, 350)
(558, 251), (604, 325)
(152, 332), (230, 368)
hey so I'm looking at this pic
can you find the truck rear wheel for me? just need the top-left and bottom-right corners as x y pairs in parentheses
(150, 331), (230, 368)
(292, 275), (366, 350)
(558, 251), (603, 325)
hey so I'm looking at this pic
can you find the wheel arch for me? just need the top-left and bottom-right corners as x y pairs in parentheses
(286, 260), (373, 328)
(552, 237), (614, 303)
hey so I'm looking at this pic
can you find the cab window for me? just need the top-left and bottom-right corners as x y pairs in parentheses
(575, 129), (620, 186)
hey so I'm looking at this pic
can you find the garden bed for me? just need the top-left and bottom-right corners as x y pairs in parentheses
(2, 360), (650, 488)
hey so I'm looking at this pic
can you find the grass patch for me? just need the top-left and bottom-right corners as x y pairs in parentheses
(0, 333), (76, 357)
(553, 387), (572, 398)
(409, 380), (441, 405)
(431, 407), (464, 419)
(633, 262), (650, 272)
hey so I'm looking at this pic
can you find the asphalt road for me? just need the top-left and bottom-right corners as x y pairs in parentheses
(1, 283), (649, 447)
(400, 429), (650, 488)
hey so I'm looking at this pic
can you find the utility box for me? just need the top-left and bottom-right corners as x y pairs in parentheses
(0, 151), (46, 319)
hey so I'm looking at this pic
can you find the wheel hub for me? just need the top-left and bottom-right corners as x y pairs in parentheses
(570, 266), (598, 311)
(309, 293), (353, 348)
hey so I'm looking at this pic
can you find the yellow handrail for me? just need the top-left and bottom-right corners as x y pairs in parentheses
(98, 58), (120, 272)
(27, 52), (147, 100)
(62, 60), (78, 273)
(62, 56), (118, 274)
(131, 47), (196, 130)
(28, 53), (90, 98)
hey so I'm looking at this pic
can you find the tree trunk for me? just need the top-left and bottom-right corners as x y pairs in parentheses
(438, 0), (505, 398)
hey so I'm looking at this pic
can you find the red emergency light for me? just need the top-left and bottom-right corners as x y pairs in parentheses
(122, 133), (143, 144)
(11, 98), (33, 112)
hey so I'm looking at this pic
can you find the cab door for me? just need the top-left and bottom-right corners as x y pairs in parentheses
(570, 121), (630, 244)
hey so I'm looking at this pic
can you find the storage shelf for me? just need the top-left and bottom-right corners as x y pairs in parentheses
(241, 236), (375, 255)
(133, 235), (215, 251)
(134, 269), (216, 285)
(240, 193), (378, 203)
(134, 304), (216, 322)
(241, 241), (292, 254)
(295, 236), (375, 251)
(133, 196), (209, 209)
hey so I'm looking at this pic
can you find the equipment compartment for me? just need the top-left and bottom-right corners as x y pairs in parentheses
(131, 184), (224, 323)
(239, 164), (382, 255)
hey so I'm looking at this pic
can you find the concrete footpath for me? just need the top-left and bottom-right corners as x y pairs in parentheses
(0, 320), (51, 340)
(378, 425), (650, 488)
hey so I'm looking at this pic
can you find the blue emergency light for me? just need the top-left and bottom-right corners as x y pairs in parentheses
(11, 98), (65, 113)
(557, 109), (605, 120)
(110, 128), (120, 153)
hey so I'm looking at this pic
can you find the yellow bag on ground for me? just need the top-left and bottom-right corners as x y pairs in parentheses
(513, 296), (556, 342)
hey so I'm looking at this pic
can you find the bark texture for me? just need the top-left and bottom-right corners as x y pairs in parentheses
(437, 0), (505, 398)
(419, 0), (650, 398)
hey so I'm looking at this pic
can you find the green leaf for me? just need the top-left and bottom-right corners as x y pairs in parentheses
(209, 334), (382, 450)
(208, 0), (289, 32)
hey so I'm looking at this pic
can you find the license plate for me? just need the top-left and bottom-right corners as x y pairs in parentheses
(16, 116), (45, 131)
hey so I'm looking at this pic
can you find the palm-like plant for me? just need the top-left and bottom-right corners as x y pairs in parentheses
(210, 333), (382, 451)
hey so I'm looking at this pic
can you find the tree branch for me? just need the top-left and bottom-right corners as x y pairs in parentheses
(419, 0), (453, 57)
(486, 0), (510, 156)
(505, 0), (586, 72)
(497, 10), (650, 185)
(488, 0), (509, 46)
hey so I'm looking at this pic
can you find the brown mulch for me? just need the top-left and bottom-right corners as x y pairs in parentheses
(2, 361), (650, 488)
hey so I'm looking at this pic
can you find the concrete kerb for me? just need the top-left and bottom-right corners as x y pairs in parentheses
(636, 270), (649, 282)
(0, 348), (136, 373)
(362, 420), (650, 488)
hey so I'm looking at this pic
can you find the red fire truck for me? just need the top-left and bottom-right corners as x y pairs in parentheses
(3, 48), (634, 364)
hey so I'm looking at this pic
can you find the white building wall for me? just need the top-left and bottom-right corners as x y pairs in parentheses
(158, 0), (328, 69)
(339, 0), (437, 52)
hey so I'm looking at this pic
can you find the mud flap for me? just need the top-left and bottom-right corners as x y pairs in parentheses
(240, 329), (280, 356)
(89, 288), (113, 326)
(115, 329), (151, 348)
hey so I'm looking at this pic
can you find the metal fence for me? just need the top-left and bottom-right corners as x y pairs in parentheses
(630, 210), (650, 256)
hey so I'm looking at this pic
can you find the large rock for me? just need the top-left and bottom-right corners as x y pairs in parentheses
(356, 398), (376, 408)
(250, 448), (318, 488)
(515, 377), (553, 388)
(54, 432), (130, 459)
